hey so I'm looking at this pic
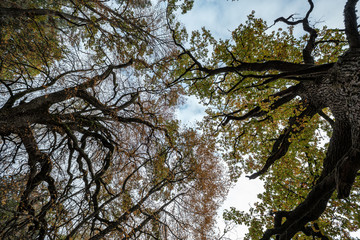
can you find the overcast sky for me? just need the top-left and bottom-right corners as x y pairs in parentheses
(179, 0), (349, 40)
(175, 0), (358, 239)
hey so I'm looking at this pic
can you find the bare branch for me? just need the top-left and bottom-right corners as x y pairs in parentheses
(275, 0), (317, 64)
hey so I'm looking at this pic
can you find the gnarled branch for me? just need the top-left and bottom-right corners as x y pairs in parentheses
(344, 0), (360, 48)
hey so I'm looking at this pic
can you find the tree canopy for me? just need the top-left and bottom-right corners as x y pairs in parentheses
(172, 0), (360, 239)
(2, 0), (360, 239)
(0, 0), (228, 239)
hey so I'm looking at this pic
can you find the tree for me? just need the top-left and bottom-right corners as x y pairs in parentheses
(0, 0), (228, 239)
(173, 0), (360, 239)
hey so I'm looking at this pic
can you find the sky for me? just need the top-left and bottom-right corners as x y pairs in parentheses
(176, 96), (265, 239)
(179, 0), (350, 40)
(175, 0), (359, 239)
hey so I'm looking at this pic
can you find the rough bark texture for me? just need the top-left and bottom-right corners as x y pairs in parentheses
(262, 1), (360, 238)
(261, 1), (360, 237)
(258, 49), (360, 240)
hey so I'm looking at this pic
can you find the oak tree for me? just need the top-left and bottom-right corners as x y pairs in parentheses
(173, 0), (360, 239)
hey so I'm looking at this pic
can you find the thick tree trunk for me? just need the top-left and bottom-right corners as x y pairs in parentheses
(260, 48), (360, 240)
(283, 49), (360, 239)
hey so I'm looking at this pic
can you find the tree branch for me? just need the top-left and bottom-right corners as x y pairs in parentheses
(222, 85), (299, 126)
(275, 0), (317, 64)
(318, 109), (335, 128)
(0, 7), (91, 26)
(344, 0), (360, 48)
(247, 103), (318, 179)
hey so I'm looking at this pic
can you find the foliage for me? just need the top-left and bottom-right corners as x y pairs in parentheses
(0, 0), (228, 239)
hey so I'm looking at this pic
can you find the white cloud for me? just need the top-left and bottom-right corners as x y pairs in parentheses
(217, 176), (265, 239)
(178, 0), (352, 41)
(176, 95), (206, 127)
